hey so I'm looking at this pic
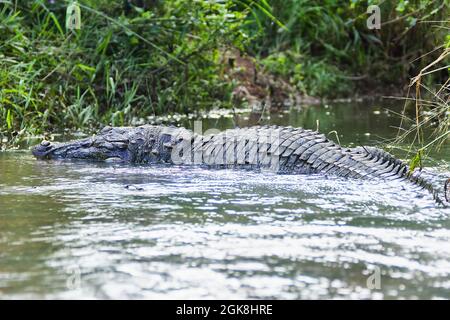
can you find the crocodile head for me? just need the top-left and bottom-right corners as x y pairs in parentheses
(32, 126), (132, 162)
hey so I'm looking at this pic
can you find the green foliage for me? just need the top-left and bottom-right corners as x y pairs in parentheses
(0, 0), (448, 141)
(261, 51), (350, 96)
(408, 149), (424, 174)
(0, 0), (249, 137)
(246, 0), (449, 96)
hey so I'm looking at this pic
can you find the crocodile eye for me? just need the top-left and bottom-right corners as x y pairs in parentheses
(81, 140), (92, 147)
(113, 142), (128, 149)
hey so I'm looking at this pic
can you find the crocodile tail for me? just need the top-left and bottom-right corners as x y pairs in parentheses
(407, 170), (447, 207)
(352, 146), (447, 207)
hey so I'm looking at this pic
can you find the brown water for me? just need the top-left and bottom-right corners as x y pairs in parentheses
(0, 101), (449, 299)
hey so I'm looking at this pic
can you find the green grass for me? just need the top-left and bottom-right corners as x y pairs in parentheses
(0, 0), (249, 142)
(246, 0), (449, 96)
(0, 0), (448, 148)
(392, 47), (449, 168)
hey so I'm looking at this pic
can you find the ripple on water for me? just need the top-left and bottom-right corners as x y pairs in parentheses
(0, 153), (449, 299)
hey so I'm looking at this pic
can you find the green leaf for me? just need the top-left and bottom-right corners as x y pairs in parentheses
(49, 12), (64, 36)
(6, 109), (12, 130)
(408, 149), (423, 174)
(76, 63), (96, 73)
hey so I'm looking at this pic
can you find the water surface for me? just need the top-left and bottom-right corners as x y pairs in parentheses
(1, 101), (449, 299)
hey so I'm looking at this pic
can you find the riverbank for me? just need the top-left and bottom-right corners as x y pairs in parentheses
(0, 1), (448, 140)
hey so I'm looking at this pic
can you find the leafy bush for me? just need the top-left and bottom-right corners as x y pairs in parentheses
(0, 0), (249, 137)
(246, 0), (449, 96)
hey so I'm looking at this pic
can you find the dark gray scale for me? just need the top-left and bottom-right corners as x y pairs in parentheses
(229, 128), (248, 165)
(249, 126), (267, 167)
(212, 134), (227, 165)
(292, 161), (316, 174)
(310, 146), (342, 170)
(346, 152), (383, 173)
(192, 135), (203, 152)
(327, 155), (363, 178)
(277, 156), (291, 171)
(329, 166), (352, 178)
(343, 157), (377, 177)
(351, 164), (379, 178)
(351, 151), (378, 164)
(280, 138), (304, 157)
(292, 139), (317, 157)
(258, 148), (272, 167)
(186, 133), (200, 164)
(366, 156), (390, 170)
(376, 162), (402, 179)
(192, 136), (207, 165)
(363, 157), (392, 176)
(235, 136), (248, 165)
(286, 133), (325, 168)
(247, 138), (259, 165)
(315, 153), (346, 172)
(280, 132), (317, 157)
(320, 149), (346, 165)
(224, 133), (237, 165)
(242, 129), (259, 164)
(330, 156), (361, 177)
(338, 165), (363, 178)
(155, 132), (173, 163)
(129, 127), (155, 163)
(266, 135), (284, 158)
(347, 171), (364, 179)
(202, 136), (219, 165)
(211, 133), (230, 165)
(321, 150), (354, 174)
(256, 131), (273, 167)
(305, 142), (337, 166)
(323, 149), (367, 178)
(237, 129), (258, 164)
(274, 131), (305, 157)
(268, 130), (291, 155)
(348, 158), (375, 177)
(268, 127), (285, 142)
(284, 153), (300, 169)
(316, 162), (336, 173)
(371, 160), (402, 178)
(198, 134), (215, 158)
(391, 163), (408, 179)
(164, 129), (189, 163)
(293, 135), (327, 157)
(267, 127), (284, 144)
(280, 133), (300, 146)
(299, 140), (330, 161)
(221, 130), (237, 163)
(356, 152), (384, 165)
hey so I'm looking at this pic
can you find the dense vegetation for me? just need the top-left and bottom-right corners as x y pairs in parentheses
(0, 0), (448, 147)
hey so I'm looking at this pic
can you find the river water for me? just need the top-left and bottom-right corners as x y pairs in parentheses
(1, 101), (449, 299)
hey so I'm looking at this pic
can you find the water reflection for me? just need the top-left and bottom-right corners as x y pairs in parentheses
(0, 102), (449, 299)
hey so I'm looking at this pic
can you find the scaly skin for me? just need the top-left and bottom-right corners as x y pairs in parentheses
(32, 125), (447, 205)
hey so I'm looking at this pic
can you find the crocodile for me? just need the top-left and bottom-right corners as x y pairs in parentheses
(32, 124), (448, 205)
